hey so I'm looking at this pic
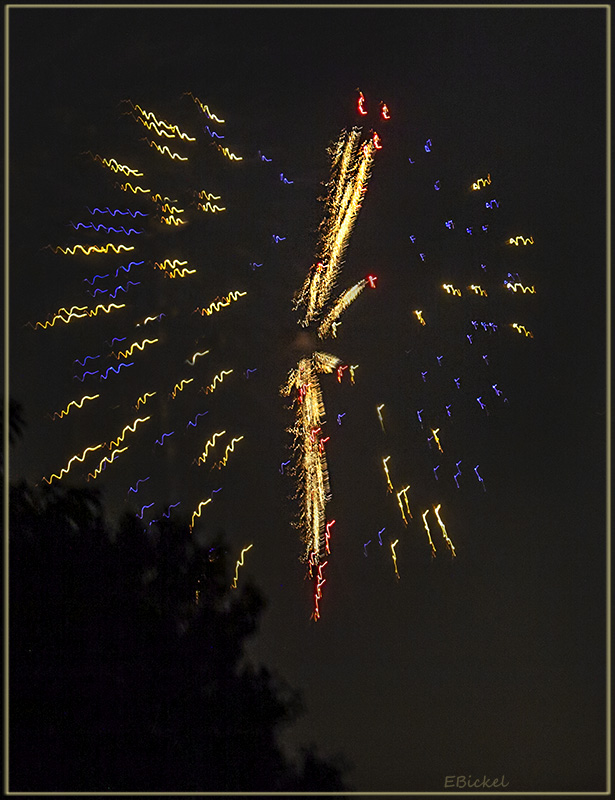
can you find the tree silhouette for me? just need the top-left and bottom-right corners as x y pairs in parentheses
(9, 479), (349, 792)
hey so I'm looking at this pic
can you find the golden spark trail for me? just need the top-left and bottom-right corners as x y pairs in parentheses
(471, 173), (491, 190)
(170, 378), (194, 399)
(421, 510), (437, 558)
(108, 416), (150, 448)
(183, 92), (225, 123)
(142, 138), (189, 161)
(217, 145), (242, 161)
(196, 431), (226, 465)
(42, 443), (104, 484)
(390, 539), (400, 579)
(317, 278), (368, 338)
(507, 235), (534, 246)
(431, 428), (443, 453)
(48, 244), (135, 256)
(50, 394), (100, 420)
(186, 350), (210, 366)
(83, 151), (143, 177)
(433, 504), (456, 556)
(198, 291), (247, 316)
(468, 285), (488, 296)
(414, 310), (426, 325)
(396, 485), (412, 524)
(377, 404), (386, 432)
(511, 323), (534, 337)
(190, 498), (212, 531)
(382, 456), (394, 493)
(231, 544), (254, 589)
(505, 282), (536, 293)
(87, 446), (129, 480)
(117, 182), (151, 194)
(443, 284), (462, 296)
(116, 338), (158, 359)
(214, 436), (244, 469)
(204, 369), (233, 394)
(135, 391), (156, 409)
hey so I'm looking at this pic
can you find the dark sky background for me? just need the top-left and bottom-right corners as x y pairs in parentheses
(7, 5), (608, 794)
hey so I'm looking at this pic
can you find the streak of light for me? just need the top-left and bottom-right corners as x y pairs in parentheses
(396, 485), (412, 525)
(312, 561), (328, 621)
(421, 510), (437, 558)
(197, 291), (247, 316)
(141, 137), (188, 161)
(390, 539), (400, 579)
(507, 235), (534, 245)
(190, 498), (212, 531)
(468, 285), (488, 296)
(213, 436), (244, 469)
(186, 350), (210, 366)
(505, 281), (536, 293)
(182, 92), (225, 123)
(433, 504), (456, 556)
(324, 519), (335, 554)
(116, 338), (158, 359)
(431, 428), (443, 453)
(443, 284), (462, 296)
(50, 394), (100, 420)
(377, 404), (386, 432)
(414, 310), (426, 325)
(203, 369), (234, 394)
(135, 391), (156, 409)
(363, 540), (371, 556)
(231, 544), (254, 589)
(382, 456), (394, 493)
(511, 323), (534, 337)
(337, 413), (346, 425)
(42, 443), (104, 484)
(216, 144), (242, 161)
(474, 465), (486, 491)
(117, 182), (151, 194)
(45, 243), (134, 256)
(186, 412), (209, 429)
(128, 477), (150, 494)
(82, 151), (143, 176)
(170, 378), (194, 399)
(108, 416), (150, 448)
(196, 431), (226, 466)
(87, 446), (129, 480)
(471, 173), (491, 190)
(155, 431), (175, 446)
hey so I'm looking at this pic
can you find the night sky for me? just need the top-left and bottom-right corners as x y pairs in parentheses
(7, 5), (608, 794)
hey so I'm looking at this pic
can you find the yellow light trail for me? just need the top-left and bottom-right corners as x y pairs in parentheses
(231, 544), (254, 589)
(48, 243), (135, 256)
(87, 446), (129, 481)
(196, 431), (226, 465)
(396, 485), (412, 524)
(471, 173), (491, 190)
(281, 354), (340, 565)
(349, 364), (359, 383)
(507, 235), (534, 246)
(431, 428), (443, 453)
(116, 338), (159, 359)
(160, 203), (184, 214)
(170, 378), (194, 399)
(190, 498), (212, 531)
(84, 151), (143, 176)
(217, 145), (242, 161)
(108, 416), (150, 448)
(183, 92), (225, 123)
(160, 214), (187, 227)
(390, 539), (400, 579)
(50, 394), (100, 420)
(138, 314), (163, 326)
(377, 404), (386, 432)
(135, 391), (156, 409)
(131, 107), (196, 141)
(117, 181), (151, 194)
(199, 291), (247, 316)
(197, 201), (226, 213)
(214, 436), (244, 469)
(186, 350), (210, 366)
(505, 282), (536, 293)
(42, 443), (104, 484)
(433, 504), (456, 557)
(204, 369), (233, 394)
(511, 323), (534, 337)
(421, 510), (437, 558)
(32, 302), (126, 329)
(414, 310), (426, 325)
(443, 284), (462, 296)
(142, 138), (188, 161)
(317, 278), (368, 338)
(382, 456), (394, 493)
(468, 285), (488, 296)
(294, 128), (375, 325)
(197, 189), (222, 200)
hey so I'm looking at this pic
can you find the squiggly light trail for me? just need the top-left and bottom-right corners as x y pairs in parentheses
(471, 173), (491, 190)
(116, 338), (159, 359)
(511, 323), (533, 337)
(214, 436), (244, 469)
(203, 369), (233, 394)
(50, 394), (100, 420)
(196, 430), (226, 465)
(183, 92), (225, 123)
(42, 443), (104, 484)
(231, 544), (254, 589)
(46, 243), (135, 256)
(83, 151), (143, 177)
(87, 446), (129, 481)
(507, 235), (534, 246)
(198, 291), (247, 316)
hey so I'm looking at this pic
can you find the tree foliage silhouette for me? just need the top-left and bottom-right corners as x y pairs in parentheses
(9, 478), (349, 792)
